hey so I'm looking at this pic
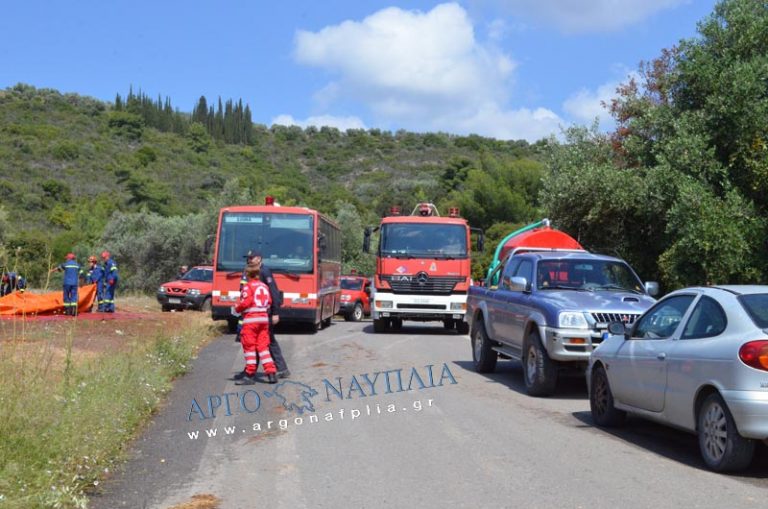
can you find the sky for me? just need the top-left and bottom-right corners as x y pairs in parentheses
(0, 0), (720, 142)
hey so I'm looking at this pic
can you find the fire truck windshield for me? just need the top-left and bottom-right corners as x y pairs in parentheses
(216, 212), (314, 273)
(380, 223), (467, 259)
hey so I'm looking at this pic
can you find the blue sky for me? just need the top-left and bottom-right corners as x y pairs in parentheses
(0, 0), (719, 141)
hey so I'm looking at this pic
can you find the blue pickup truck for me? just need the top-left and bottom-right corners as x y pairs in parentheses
(467, 251), (658, 396)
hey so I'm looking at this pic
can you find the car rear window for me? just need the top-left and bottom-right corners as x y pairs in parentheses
(738, 294), (768, 328)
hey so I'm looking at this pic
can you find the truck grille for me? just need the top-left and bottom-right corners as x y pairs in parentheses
(396, 304), (446, 310)
(590, 312), (640, 327)
(382, 275), (464, 295)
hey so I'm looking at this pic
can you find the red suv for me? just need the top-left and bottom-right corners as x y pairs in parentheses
(156, 266), (214, 312)
(339, 275), (371, 321)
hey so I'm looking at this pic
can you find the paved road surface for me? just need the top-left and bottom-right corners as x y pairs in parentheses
(90, 320), (768, 509)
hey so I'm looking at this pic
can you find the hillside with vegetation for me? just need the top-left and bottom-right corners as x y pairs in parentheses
(0, 84), (546, 289)
(1, 0), (766, 295)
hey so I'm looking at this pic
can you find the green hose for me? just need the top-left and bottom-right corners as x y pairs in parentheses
(485, 219), (550, 286)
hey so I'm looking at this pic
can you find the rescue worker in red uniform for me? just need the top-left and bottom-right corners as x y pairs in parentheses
(234, 260), (278, 385)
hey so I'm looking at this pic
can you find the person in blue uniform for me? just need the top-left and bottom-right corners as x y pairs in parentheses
(0, 272), (26, 296)
(101, 251), (119, 313)
(50, 253), (81, 316)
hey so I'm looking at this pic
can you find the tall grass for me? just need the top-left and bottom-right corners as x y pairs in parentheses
(0, 308), (218, 508)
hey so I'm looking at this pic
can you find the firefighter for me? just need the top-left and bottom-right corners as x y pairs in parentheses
(50, 253), (80, 316)
(101, 250), (119, 313)
(233, 251), (290, 380)
(234, 259), (277, 385)
(84, 255), (106, 311)
(0, 272), (26, 297)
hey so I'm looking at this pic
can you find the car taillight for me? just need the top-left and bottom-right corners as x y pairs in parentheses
(738, 340), (768, 371)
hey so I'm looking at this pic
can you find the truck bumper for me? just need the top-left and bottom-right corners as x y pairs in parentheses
(371, 291), (467, 322)
(157, 292), (207, 310)
(543, 326), (600, 362)
(212, 304), (316, 324)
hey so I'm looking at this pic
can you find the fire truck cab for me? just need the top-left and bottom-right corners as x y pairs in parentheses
(364, 203), (482, 334)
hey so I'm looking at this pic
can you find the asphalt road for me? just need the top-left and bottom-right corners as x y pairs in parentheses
(90, 319), (768, 509)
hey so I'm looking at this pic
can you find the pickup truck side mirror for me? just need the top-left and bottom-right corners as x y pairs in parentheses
(645, 281), (659, 297)
(510, 276), (529, 292)
(364, 286), (371, 295)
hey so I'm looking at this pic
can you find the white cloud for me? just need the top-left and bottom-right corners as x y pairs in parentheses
(291, 3), (562, 141)
(496, 0), (691, 33)
(562, 71), (639, 128)
(271, 114), (366, 131)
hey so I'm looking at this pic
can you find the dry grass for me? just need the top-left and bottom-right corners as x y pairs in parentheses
(0, 295), (224, 508)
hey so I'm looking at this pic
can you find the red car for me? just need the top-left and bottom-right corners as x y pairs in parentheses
(156, 265), (214, 312)
(339, 275), (371, 321)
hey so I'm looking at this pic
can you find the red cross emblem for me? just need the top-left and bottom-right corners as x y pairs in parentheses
(254, 285), (270, 307)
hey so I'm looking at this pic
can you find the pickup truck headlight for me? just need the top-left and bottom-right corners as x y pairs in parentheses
(158, 286), (166, 293)
(187, 289), (201, 296)
(558, 311), (588, 329)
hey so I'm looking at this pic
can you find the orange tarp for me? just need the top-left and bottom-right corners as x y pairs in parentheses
(0, 284), (97, 316)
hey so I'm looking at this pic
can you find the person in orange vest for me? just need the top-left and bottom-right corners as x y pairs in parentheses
(50, 253), (80, 316)
(233, 259), (277, 385)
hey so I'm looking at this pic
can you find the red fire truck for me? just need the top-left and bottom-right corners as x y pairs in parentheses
(211, 198), (342, 332)
(363, 203), (483, 334)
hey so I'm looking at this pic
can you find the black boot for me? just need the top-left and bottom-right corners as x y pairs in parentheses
(267, 373), (278, 384)
(232, 370), (247, 380)
(235, 374), (256, 385)
(277, 369), (291, 379)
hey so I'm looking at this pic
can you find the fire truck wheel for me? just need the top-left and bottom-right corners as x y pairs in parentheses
(443, 319), (455, 330)
(391, 318), (403, 331)
(373, 318), (388, 333)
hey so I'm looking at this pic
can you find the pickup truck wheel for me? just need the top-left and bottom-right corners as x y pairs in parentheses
(522, 330), (558, 396)
(161, 305), (171, 313)
(200, 297), (211, 312)
(373, 318), (388, 333)
(698, 393), (755, 472)
(351, 302), (364, 322)
(590, 365), (626, 427)
(456, 321), (469, 335)
(471, 319), (497, 373)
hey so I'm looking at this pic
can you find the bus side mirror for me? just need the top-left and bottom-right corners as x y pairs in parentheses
(363, 227), (371, 253)
(471, 227), (484, 252)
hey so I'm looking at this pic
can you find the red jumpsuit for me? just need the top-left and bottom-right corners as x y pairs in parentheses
(234, 279), (276, 376)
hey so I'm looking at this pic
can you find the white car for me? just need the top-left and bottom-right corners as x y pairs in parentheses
(588, 285), (768, 472)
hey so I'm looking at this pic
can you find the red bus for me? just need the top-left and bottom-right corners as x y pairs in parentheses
(211, 198), (342, 332)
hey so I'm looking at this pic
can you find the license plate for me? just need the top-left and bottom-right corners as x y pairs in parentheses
(168, 298), (181, 304)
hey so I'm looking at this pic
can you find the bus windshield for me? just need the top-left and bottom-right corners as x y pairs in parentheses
(380, 223), (467, 259)
(216, 212), (314, 273)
